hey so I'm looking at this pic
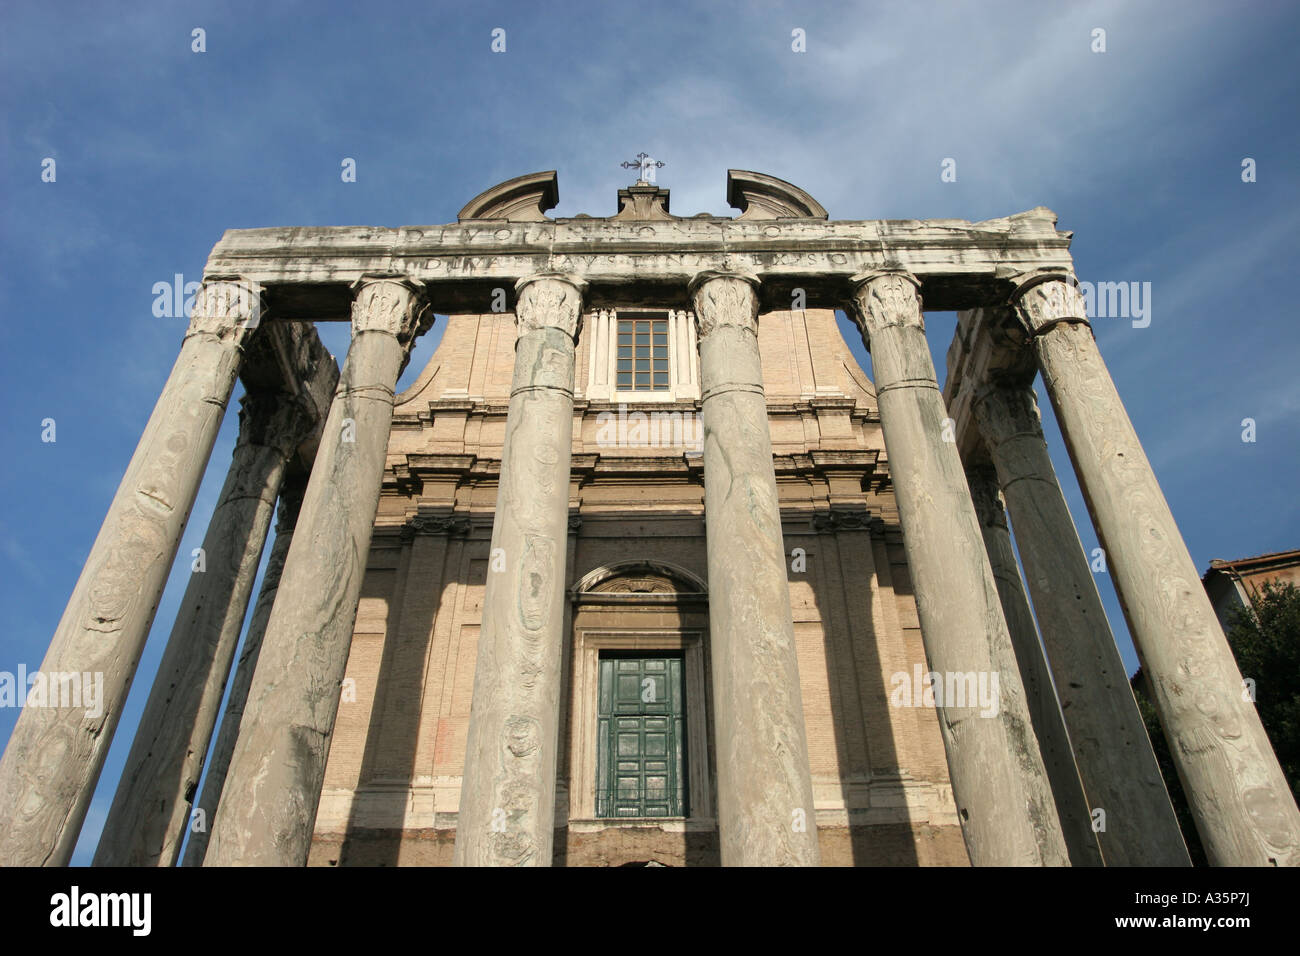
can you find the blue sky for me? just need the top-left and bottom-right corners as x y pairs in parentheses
(1, 0), (1297, 865)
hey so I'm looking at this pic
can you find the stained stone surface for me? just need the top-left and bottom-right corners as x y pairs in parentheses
(182, 476), (305, 867)
(454, 274), (585, 867)
(205, 277), (430, 866)
(691, 271), (821, 867)
(848, 270), (1069, 866)
(972, 381), (1189, 866)
(93, 322), (337, 867)
(0, 280), (261, 867)
(966, 463), (1103, 867)
(1015, 274), (1300, 866)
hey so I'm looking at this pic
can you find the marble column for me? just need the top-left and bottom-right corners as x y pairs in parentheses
(1013, 272), (1300, 866)
(205, 275), (431, 866)
(0, 279), (262, 867)
(93, 392), (313, 866)
(182, 476), (305, 867)
(690, 271), (820, 867)
(966, 463), (1103, 866)
(972, 381), (1189, 865)
(454, 273), (585, 867)
(846, 270), (1068, 866)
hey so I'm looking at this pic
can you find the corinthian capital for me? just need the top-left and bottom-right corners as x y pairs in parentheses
(236, 391), (317, 458)
(1011, 272), (1088, 335)
(514, 273), (587, 339)
(187, 278), (265, 342)
(350, 275), (432, 345)
(688, 271), (760, 338)
(847, 271), (923, 343)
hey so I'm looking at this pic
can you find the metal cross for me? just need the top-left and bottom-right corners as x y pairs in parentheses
(621, 152), (664, 184)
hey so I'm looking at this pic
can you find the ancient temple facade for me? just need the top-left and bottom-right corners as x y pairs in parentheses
(3, 168), (1297, 868)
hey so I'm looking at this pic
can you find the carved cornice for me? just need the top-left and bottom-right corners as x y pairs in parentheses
(458, 170), (558, 222)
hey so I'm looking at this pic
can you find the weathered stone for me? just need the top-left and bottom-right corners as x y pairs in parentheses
(1013, 273), (1300, 866)
(972, 381), (1189, 866)
(93, 391), (313, 867)
(454, 273), (585, 866)
(847, 270), (1068, 866)
(204, 276), (431, 865)
(691, 271), (820, 867)
(0, 280), (262, 867)
(181, 476), (306, 867)
(965, 463), (1103, 866)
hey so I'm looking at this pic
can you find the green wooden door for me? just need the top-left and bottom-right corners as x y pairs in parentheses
(596, 655), (686, 818)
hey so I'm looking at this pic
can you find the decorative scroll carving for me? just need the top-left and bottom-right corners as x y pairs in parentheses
(811, 509), (881, 533)
(1012, 273), (1089, 335)
(350, 275), (432, 345)
(398, 514), (471, 540)
(514, 273), (586, 338)
(847, 271), (924, 341)
(688, 271), (760, 338)
(187, 278), (264, 342)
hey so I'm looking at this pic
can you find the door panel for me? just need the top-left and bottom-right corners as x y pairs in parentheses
(596, 654), (686, 817)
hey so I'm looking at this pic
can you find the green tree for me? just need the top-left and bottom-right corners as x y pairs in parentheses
(1130, 579), (1300, 865)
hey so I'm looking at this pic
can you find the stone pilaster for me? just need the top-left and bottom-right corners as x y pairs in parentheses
(690, 271), (821, 867)
(94, 392), (314, 866)
(205, 275), (431, 865)
(847, 270), (1068, 866)
(0, 279), (262, 866)
(966, 463), (1103, 866)
(181, 476), (305, 866)
(454, 273), (585, 867)
(1013, 272), (1300, 866)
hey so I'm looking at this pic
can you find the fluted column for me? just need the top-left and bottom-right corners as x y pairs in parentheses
(846, 270), (1068, 866)
(182, 476), (305, 866)
(454, 273), (586, 867)
(691, 271), (820, 867)
(973, 381), (1189, 865)
(93, 392), (313, 866)
(0, 279), (262, 866)
(1013, 272), (1300, 866)
(205, 275), (431, 866)
(966, 463), (1103, 866)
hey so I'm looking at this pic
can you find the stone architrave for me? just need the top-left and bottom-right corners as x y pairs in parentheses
(690, 271), (821, 867)
(1013, 273), (1300, 866)
(0, 279), (262, 867)
(181, 476), (305, 867)
(847, 270), (1068, 866)
(454, 273), (586, 867)
(204, 276), (432, 866)
(965, 463), (1103, 866)
(972, 381), (1189, 866)
(93, 391), (314, 867)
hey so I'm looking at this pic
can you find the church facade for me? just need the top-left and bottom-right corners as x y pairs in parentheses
(306, 266), (964, 866)
(3, 167), (1297, 868)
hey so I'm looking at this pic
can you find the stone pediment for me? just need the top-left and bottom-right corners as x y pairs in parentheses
(457, 170), (559, 222)
(574, 560), (707, 598)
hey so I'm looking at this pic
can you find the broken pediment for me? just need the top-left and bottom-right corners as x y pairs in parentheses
(457, 170), (559, 222)
(726, 169), (828, 220)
